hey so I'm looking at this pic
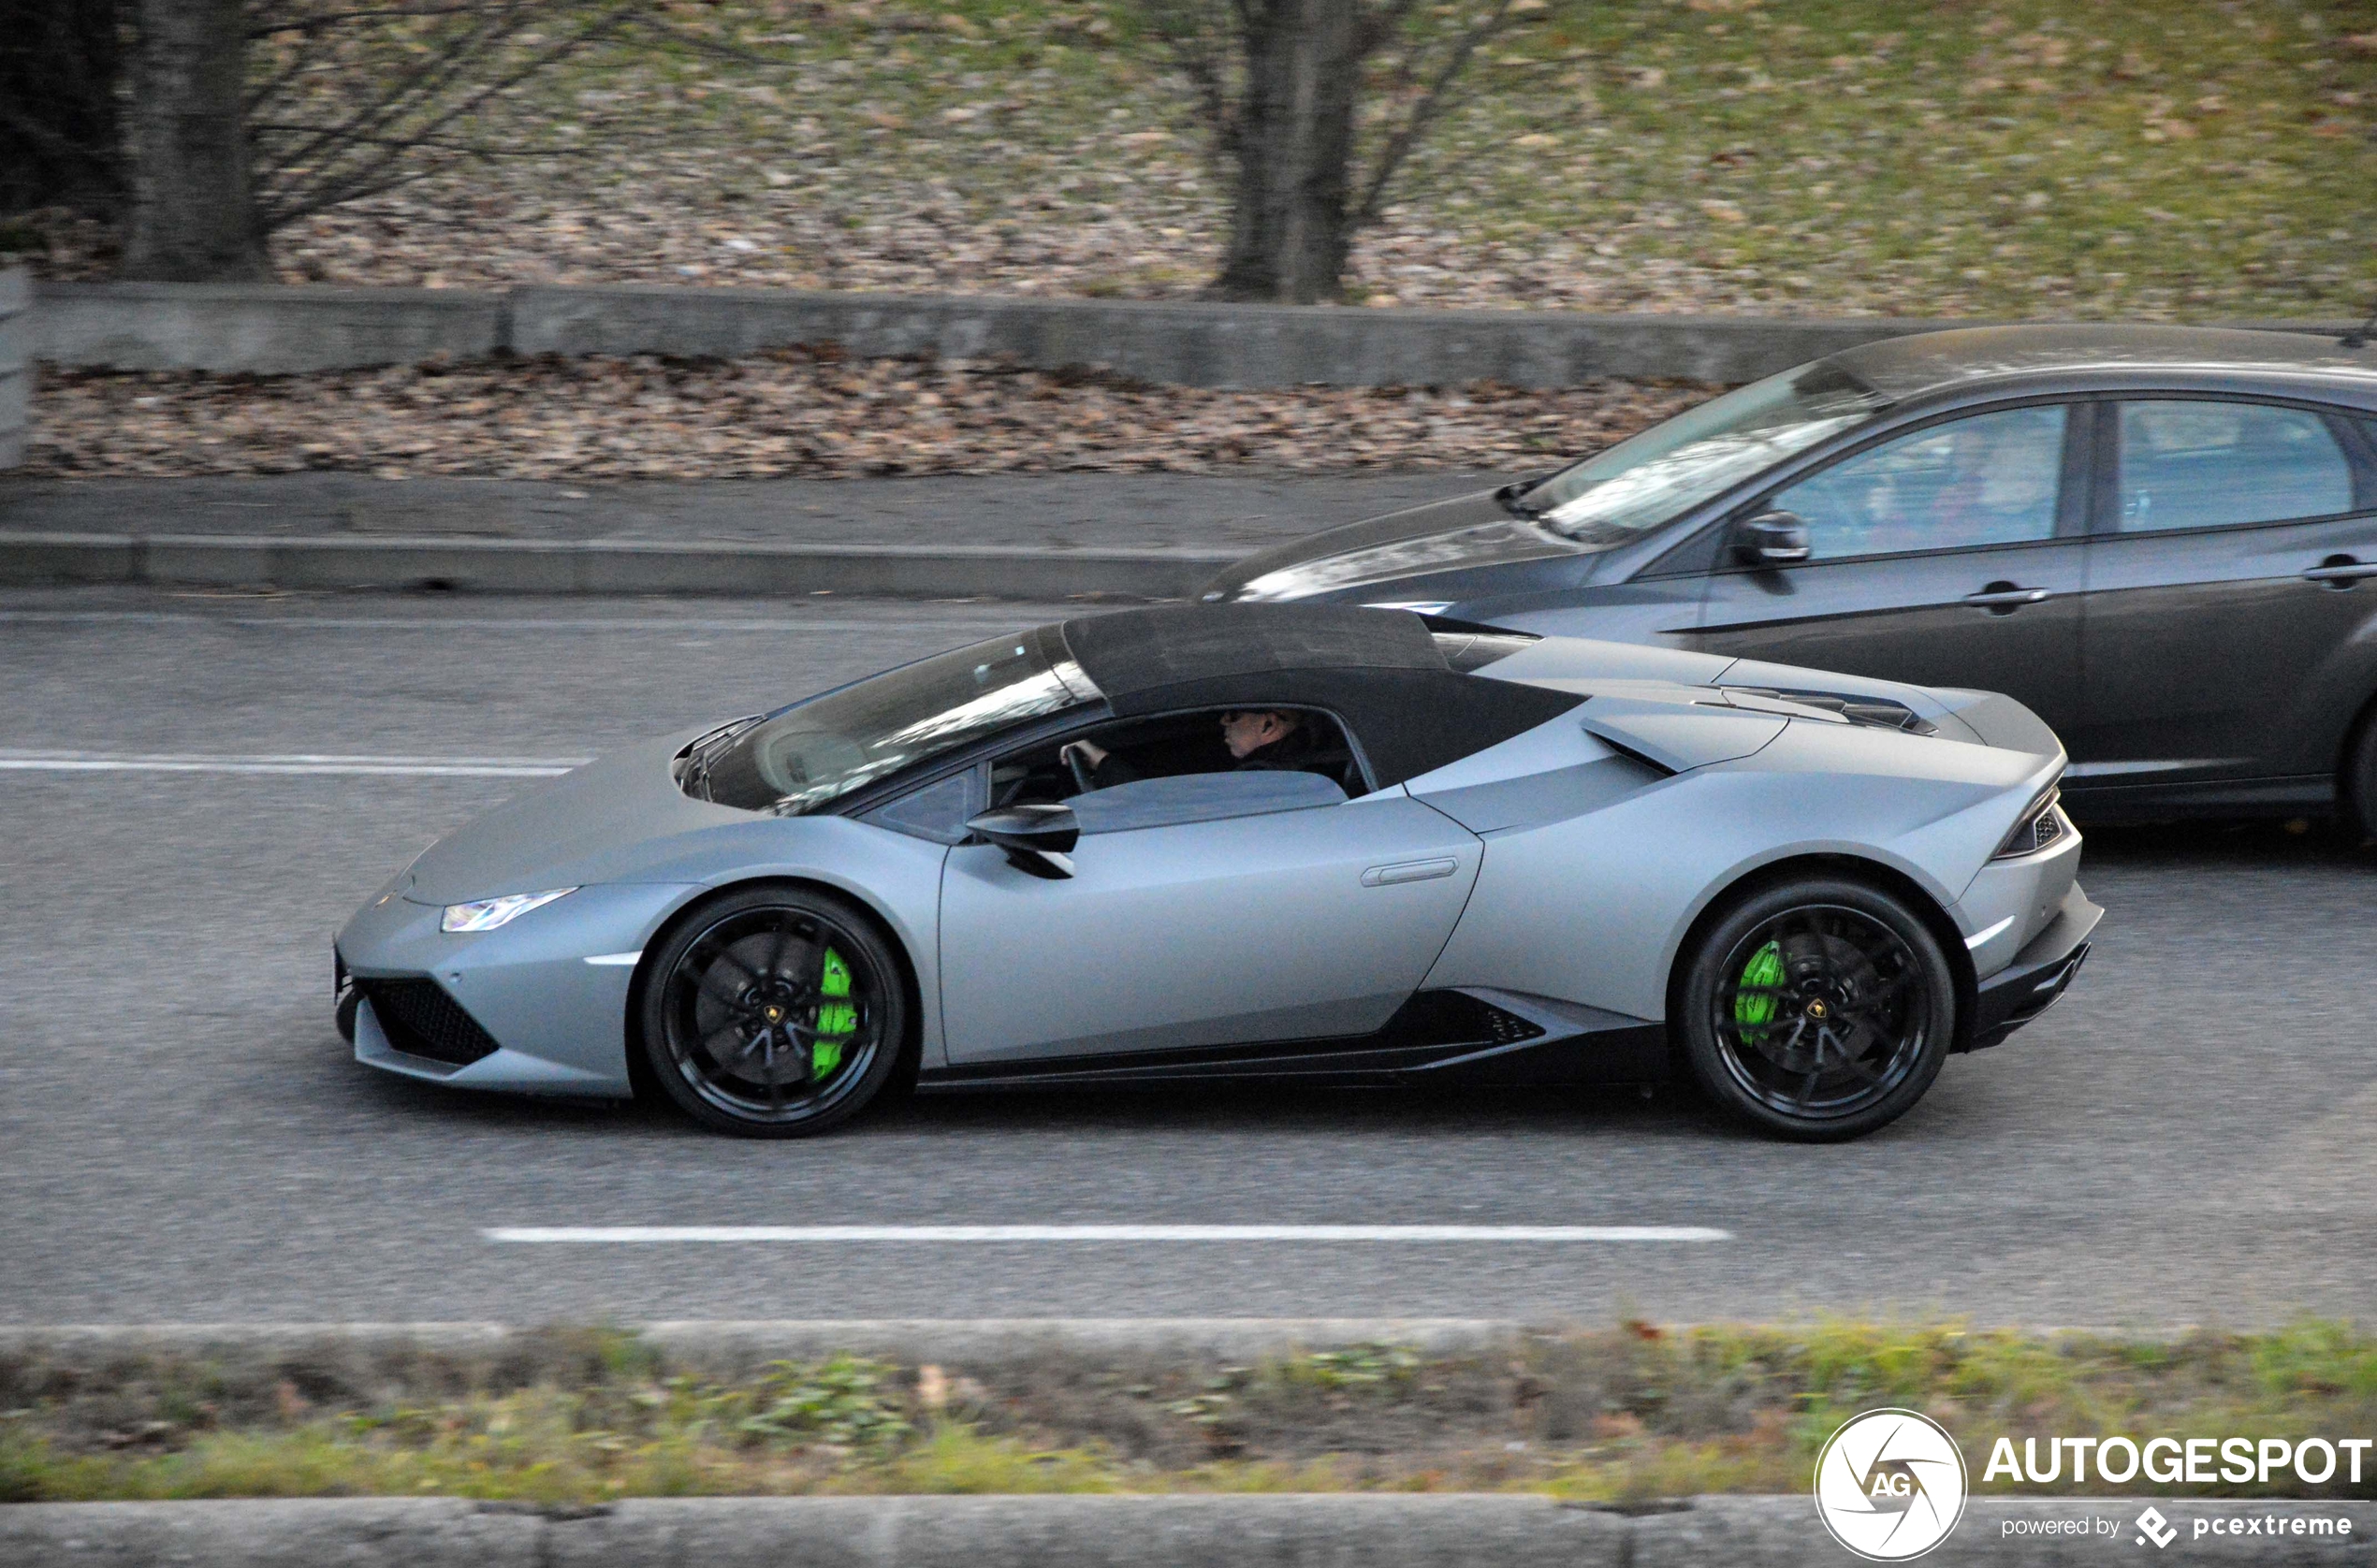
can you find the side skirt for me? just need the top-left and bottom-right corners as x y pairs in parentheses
(913, 989), (1670, 1092)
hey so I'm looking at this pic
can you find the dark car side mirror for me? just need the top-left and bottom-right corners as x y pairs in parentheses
(965, 804), (1079, 879)
(1730, 510), (1812, 569)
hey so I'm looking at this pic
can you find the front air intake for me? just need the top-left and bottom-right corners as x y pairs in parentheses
(357, 978), (501, 1067)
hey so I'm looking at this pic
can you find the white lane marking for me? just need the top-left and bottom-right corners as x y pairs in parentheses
(485, 1225), (1732, 1244)
(0, 749), (583, 777)
(1965, 916), (2016, 950)
(582, 951), (643, 966)
(0, 611), (1046, 632)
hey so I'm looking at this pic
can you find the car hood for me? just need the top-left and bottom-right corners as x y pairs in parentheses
(1206, 488), (1602, 603)
(402, 726), (749, 903)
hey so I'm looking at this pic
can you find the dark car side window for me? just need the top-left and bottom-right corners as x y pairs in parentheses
(2112, 400), (2355, 533)
(1765, 404), (2068, 562)
(859, 767), (984, 845)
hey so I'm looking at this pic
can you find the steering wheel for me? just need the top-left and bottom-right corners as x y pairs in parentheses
(1064, 744), (1095, 795)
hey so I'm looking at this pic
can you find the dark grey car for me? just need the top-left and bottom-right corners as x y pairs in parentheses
(1204, 326), (2377, 828)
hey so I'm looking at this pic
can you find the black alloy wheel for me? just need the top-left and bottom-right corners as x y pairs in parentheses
(1678, 878), (1955, 1141)
(640, 885), (908, 1137)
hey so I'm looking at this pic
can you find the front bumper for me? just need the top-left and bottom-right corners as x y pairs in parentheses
(334, 879), (694, 1097)
(1965, 882), (2102, 1052)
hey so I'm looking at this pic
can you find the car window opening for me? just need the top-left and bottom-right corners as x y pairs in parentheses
(992, 706), (1369, 812)
(1768, 403), (2069, 561)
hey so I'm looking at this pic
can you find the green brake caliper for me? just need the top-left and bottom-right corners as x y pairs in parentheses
(1734, 940), (1783, 1041)
(811, 947), (857, 1079)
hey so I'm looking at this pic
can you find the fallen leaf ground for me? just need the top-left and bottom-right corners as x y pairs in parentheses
(23, 354), (1707, 480)
(11, 0), (2374, 322)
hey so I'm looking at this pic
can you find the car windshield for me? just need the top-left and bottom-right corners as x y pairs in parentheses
(1514, 361), (1890, 541)
(696, 625), (1098, 814)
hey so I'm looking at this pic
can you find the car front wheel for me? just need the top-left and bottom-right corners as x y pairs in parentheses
(1677, 878), (1956, 1141)
(639, 884), (908, 1138)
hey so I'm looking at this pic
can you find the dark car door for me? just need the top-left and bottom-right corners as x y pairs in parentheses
(1686, 401), (2090, 736)
(2068, 397), (2377, 805)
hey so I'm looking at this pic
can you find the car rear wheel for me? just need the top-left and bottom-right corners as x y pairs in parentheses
(640, 885), (908, 1138)
(1678, 878), (1955, 1141)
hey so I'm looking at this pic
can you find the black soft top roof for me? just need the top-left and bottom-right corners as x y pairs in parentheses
(1059, 604), (1577, 787)
(1061, 603), (1444, 692)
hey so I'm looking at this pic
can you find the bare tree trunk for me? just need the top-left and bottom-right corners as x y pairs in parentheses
(124, 0), (269, 281)
(1214, 0), (1361, 304)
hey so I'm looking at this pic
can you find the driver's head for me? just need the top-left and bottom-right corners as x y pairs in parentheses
(1219, 709), (1299, 760)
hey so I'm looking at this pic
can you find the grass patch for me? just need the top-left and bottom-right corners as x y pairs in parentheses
(4, 1322), (2373, 1503)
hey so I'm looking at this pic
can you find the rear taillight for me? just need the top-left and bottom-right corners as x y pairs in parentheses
(1993, 787), (2067, 860)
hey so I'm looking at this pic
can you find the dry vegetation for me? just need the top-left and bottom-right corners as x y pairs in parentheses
(7, 1323), (2376, 1503)
(8, 0), (2375, 321)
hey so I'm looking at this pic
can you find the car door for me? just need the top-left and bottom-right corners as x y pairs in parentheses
(938, 767), (1482, 1067)
(1686, 401), (2090, 737)
(2069, 397), (2377, 800)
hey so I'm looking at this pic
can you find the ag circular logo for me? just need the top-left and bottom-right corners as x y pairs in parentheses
(1813, 1408), (1968, 1561)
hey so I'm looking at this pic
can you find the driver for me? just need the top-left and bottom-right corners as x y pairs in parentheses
(1061, 709), (1307, 790)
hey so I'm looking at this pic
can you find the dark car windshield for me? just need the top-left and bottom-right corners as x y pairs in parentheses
(1515, 361), (1890, 541)
(696, 625), (1099, 814)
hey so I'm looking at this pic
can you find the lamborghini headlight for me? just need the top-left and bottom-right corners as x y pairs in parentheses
(441, 887), (577, 933)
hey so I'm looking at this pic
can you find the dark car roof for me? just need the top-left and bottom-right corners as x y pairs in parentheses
(1058, 604), (1578, 787)
(1826, 324), (2377, 402)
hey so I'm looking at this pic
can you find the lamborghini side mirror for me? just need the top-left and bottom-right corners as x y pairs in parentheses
(965, 804), (1079, 879)
(1730, 510), (1812, 568)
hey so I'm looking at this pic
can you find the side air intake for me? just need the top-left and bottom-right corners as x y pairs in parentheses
(357, 978), (501, 1067)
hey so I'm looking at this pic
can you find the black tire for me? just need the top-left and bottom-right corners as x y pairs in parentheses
(1677, 877), (1956, 1142)
(639, 884), (909, 1138)
(2345, 708), (2377, 843)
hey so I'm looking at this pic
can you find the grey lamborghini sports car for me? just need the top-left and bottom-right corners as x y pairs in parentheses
(336, 604), (2099, 1141)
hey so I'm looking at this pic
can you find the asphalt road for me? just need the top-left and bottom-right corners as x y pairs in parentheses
(4, 587), (2372, 1328)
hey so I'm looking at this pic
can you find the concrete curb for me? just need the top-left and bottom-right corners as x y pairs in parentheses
(0, 1319), (1527, 1369)
(33, 280), (2357, 387)
(3, 1496), (2368, 1568)
(0, 530), (1235, 600)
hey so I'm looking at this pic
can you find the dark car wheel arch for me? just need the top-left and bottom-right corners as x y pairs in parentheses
(2343, 695), (2377, 840)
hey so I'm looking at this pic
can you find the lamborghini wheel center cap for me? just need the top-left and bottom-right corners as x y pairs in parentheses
(764, 1005), (784, 1023)
(1805, 999), (1830, 1020)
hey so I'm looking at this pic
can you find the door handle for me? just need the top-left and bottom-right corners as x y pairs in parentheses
(2302, 557), (2377, 588)
(1963, 585), (2053, 609)
(1362, 858), (1458, 887)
